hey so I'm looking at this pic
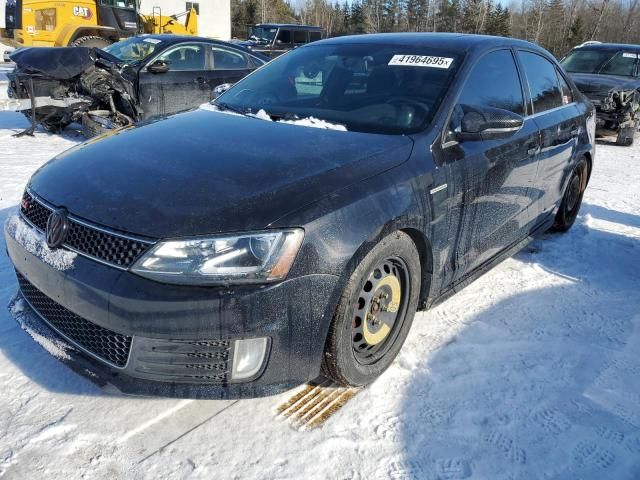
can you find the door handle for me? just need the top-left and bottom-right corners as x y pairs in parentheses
(527, 144), (539, 156)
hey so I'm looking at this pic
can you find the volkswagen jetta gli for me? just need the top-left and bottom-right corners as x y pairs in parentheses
(5, 33), (595, 398)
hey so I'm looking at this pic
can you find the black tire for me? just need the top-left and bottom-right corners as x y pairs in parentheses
(616, 126), (635, 146)
(82, 110), (114, 138)
(551, 159), (588, 232)
(69, 36), (111, 49)
(322, 231), (421, 387)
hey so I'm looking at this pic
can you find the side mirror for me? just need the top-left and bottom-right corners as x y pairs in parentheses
(455, 105), (523, 142)
(147, 60), (170, 74)
(212, 83), (233, 99)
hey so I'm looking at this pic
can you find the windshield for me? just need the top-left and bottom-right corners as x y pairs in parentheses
(561, 49), (639, 77)
(249, 26), (278, 43)
(103, 36), (164, 63)
(99, 0), (136, 9)
(215, 43), (462, 135)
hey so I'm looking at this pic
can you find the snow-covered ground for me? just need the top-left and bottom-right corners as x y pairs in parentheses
(1, 77), (639, 479)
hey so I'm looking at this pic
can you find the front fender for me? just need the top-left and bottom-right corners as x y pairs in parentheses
(273, 162), (435, 306)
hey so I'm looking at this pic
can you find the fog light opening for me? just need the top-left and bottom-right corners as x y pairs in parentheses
(231, 338), (268, 380)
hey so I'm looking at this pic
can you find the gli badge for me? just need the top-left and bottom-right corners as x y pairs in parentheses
(72, 6), (92, 18)
(46, 209), (70, 249)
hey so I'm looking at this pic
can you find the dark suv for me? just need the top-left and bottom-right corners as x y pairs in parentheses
(235, 23), (324, 57)
(5, 34), (595, 399)
(561, 42), (640, 146)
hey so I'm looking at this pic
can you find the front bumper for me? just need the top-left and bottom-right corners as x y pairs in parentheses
(5, 220), (340, 399)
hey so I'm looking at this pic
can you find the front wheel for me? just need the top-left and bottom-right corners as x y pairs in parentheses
(551, 159), (588, 232)
(322, 231), (421, 386)
(616, 126), (635, 146)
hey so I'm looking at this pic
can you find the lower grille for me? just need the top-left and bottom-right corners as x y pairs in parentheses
(133, 338), (232, 383)
(16, 272), (132, 368)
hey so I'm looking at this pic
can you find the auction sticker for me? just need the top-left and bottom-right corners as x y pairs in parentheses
(623, 52), (639, 58)
(388, 55), (454, 69)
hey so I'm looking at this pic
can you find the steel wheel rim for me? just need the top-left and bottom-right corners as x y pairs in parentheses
(351, 256), (410, 365)
(565, 166), (584, 218)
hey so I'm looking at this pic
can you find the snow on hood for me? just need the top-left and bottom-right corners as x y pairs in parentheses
(8, 295), (72, 361)
(253, 109), (347, 131)
(4, 214), (77, 271)
(199, 104), (347, 131)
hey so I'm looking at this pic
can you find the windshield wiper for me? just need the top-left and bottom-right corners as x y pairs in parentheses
(213, 102), (251, 117)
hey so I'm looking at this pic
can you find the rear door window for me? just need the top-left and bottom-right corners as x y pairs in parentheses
(309, 31), (322, 42)
(518, 51), (563, 113)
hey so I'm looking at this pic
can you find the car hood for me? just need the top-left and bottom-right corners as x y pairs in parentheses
(28, 109), (414, 238)
(10, 46), (124, 79)
(569, 73), (640, 96)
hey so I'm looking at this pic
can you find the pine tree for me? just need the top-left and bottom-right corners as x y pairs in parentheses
(350, 1), (367, 33)
(567, 16), (585, 47)
(486, 3), (510, 36)
(437, 0), (461, 32)
(461, 0), (484, 33)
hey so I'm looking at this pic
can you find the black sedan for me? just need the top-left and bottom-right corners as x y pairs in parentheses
(7, 35), (268, 134)
(561, 42), (640, 146)
(5, 33), (595, 398)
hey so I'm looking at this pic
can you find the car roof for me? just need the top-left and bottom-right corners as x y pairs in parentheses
(133, 34), (270, 60)
(572, 42), (640, 51)
(139, 34), (235, 45)
(312, 33), (547, 55)
(254, 23), (323, 30)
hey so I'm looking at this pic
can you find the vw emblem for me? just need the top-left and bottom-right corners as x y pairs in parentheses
(46, 209), (69, 249)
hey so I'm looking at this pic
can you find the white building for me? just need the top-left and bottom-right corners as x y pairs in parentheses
(139, 0), (231, 40)
(0, 0), (6, 30)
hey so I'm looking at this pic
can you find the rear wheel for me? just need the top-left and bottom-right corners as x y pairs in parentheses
(551, 159), (588, 232)
(69, 36), (111, 49)
(322, 231), (421, 386)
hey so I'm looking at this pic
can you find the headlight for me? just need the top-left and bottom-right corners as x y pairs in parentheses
(131, 229), (304, 285)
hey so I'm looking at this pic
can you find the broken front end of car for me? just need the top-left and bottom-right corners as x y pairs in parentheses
(589, 87), (639, 146)
(5, 47), (138, 137)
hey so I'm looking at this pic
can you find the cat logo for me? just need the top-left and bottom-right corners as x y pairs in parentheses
(72, 6), (92, 18)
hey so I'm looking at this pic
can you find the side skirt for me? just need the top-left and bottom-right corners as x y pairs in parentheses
(426, 214), (555, 310)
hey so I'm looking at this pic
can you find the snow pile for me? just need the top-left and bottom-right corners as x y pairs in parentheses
(278, 116), (348, 131)
(4, 214), (77, 271)
(8, 295), (72, 361)
(199, 104), (348, 131)
(198, 103), (243, 116)
(252, 109), (348, 131)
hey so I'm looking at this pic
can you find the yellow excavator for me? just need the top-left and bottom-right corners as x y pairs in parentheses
(5, 0), (197, 48)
